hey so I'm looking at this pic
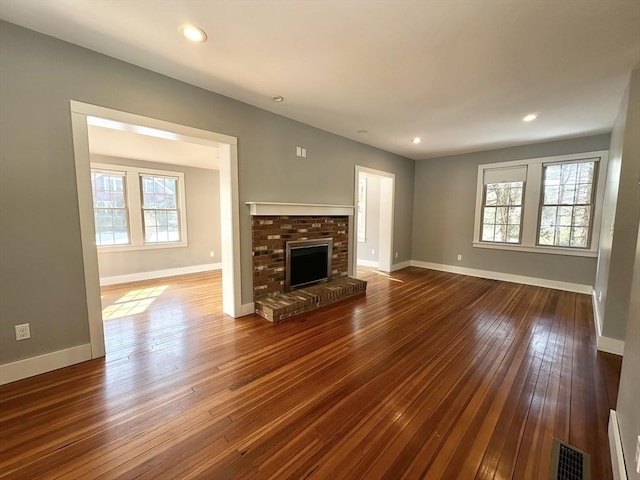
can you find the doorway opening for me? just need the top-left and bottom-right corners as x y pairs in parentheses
(353, 166), (395, 274)
(70, 101), (242, 359)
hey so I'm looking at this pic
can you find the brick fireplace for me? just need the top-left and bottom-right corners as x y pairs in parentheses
(251, 215), (349, 299)
(247, 202), (367, 321)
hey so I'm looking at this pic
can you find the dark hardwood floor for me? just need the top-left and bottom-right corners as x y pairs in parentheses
(0, 267), (621, 479)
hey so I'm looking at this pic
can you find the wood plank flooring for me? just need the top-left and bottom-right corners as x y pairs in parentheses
(0, 267), (621, 479)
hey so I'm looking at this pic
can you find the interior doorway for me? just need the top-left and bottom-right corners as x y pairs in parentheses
(70, 101), (242, 359)
(353, 166), (395, 274)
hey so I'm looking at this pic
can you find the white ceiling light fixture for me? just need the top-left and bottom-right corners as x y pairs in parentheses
(180, 24), (207, 43)
(272, 95), (284, 102)
(523, 113), (539, 122)
(412, 137), (423, 144)
(357, 130), (368, 134)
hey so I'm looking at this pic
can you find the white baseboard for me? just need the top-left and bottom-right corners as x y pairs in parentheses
(609, 410), (628, 480)
(410, 260), (592, 294)
(0, 344), (92, 385)
(390, 260), (411, 272)
(592, 290), (625, 356)
(357, 259), (380, 268)
(239, 302), (256, 317)
(100, 263), (222, 286)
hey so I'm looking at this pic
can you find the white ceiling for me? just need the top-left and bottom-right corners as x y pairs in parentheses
(1, 0), (639, 160)
(88, 124), (220, 170)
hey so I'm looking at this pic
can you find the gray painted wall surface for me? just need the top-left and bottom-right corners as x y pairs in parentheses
(0, 22), (414, 364)
(595, 69), (640, 340)
(617, 221), (640, 480)
(357, 176), (381, 263)
(412, 134), (611, 285)
(92, 155), (221, 278)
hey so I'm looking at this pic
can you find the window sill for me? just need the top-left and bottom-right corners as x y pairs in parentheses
(97, 242), (188, 253)
(472, 242), (597, 258)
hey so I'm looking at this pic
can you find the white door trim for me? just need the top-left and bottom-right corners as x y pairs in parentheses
(70, 101), (243, 359)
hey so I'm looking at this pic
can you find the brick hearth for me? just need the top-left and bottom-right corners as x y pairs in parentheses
(250, 213), (366, 321)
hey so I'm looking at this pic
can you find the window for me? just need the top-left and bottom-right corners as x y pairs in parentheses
(90, 163), (187, 250)
(91, 169), (129, 246)
(141, 175), (181, 243)
(473, 151), (607, 257)
(538, 160), (595, 248)
(357, 177), (367, 242)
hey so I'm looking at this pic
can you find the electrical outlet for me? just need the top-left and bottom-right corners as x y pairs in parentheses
(371, 249), (375, 255)
(15, 323), (31, 341)
(395, 252), (399, 259)
(457, 254), (462, 261)
(209, 251), (215, 258)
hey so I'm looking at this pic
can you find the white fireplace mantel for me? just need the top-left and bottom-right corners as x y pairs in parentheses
(246, 202), (355, 216)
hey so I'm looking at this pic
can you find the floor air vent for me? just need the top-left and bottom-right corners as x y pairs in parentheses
(550, 439), (591, 480)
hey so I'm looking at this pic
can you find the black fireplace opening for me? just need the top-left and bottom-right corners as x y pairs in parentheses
(286, 238), (333, 291)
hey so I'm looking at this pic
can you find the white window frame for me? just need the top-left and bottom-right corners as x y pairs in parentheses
(473, 150), (608, 257)
(91, 162), (188, 252)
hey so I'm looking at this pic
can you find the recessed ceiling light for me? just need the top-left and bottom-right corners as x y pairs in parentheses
(180, 24), (207, 43)
(411, 137), (422, 144)
(523, 113), (539, 122)
(272, 95), (284, 102)
(357, 130), (368, 134)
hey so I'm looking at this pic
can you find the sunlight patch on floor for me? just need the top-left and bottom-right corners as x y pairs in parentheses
(102, 285), (168, 320)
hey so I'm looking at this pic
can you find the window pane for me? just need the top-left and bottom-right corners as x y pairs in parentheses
(539, 227), (554, 245)
(540, 206), (556, 227)
(573, 206), (591, 228)
(507, 207), (521, 225)
(482, 225), (495, 242)
(571, 227), (588, 248)
(481, 181), (523, 244)
(483, 207), (496, 224)
(559, 185), (576, 204)
(576, 184), (592, 204)
(141, 175), (181, 244)
(506, 225), (520, 243)
(556, 226), (571, 246)
(509, 187), (522, 205)
(578, 162), (594, 183)
(544, 186), (559, 204)
(494, 224), (506, 242)
(539, 160), (596, 248)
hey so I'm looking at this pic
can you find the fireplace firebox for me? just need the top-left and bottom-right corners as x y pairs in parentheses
(285, 238), (333, 292)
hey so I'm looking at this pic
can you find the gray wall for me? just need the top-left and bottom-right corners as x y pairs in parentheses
(92, 155), (221, 278)
(0, 22), (414, 364)
(617, 221), (640, 480)
(412, 134), (611, 285)
(357, 175), (381, 264)
(605, 68), (640, 480)
(595, 69), (640, 341)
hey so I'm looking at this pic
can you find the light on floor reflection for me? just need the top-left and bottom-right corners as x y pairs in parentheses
(371, 270), (404, 283)
(102, 286), (168, 320)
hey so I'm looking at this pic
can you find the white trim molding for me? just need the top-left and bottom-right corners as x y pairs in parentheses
(100, 263), (222, 286)
(411, 260), (592, 294)
(592, 290), (625, 355)
(609, 410), (627, 480)
(246, 202), (355, 217)
(0, 344), (92, 385)
(390, 260), (412, 272)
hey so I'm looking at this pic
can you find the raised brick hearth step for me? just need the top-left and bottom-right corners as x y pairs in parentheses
(254, 277), (367, 322)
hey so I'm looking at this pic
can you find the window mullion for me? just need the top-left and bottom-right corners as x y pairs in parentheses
(521, 162), (542, 247)
(128, 173), (143, 245)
